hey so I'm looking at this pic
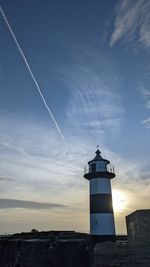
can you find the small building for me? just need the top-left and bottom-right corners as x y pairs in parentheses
(126, 209), (150, 242)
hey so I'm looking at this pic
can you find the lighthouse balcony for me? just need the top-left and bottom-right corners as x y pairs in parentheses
(84, 164), (115, 180)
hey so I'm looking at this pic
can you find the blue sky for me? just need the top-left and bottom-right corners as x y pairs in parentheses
(0, 0), (150, 234)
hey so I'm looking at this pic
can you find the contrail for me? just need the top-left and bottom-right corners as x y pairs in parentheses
(0, 6), (69, 153)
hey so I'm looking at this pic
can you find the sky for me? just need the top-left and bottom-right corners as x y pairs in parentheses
(0, 0), (150, 235)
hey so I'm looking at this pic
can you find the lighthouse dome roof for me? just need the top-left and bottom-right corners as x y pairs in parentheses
(88, 149), (110, 164)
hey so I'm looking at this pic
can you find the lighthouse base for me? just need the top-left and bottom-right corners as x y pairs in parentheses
(91, 235), (116, 248)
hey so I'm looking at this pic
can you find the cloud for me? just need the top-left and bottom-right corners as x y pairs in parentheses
(110, 0), (150, 50)
(59, 46), (123, 138)
(0, 176), (14, 182)
(0, 143), (10, 151)
(0, 111), (90, 209)
(146, 101), (150, 109)
(143, 117), (150, 127)
(108, 149), (150, 233)
(0, 199), (66, 209)
(140, 86), (150, 99)
(139, 86), (150, 127)
(0, 107), (149, 234)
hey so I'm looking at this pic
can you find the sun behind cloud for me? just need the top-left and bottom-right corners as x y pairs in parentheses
(112, 190), (127, 213)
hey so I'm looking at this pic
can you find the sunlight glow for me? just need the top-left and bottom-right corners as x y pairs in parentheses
(112, 190), (126, 213)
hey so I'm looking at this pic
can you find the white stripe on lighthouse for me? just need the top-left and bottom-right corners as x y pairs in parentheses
(90, 213), (115, 235)
(90, 178), (111, 195)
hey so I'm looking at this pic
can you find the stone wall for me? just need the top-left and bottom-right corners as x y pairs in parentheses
(93, 241), (150, 267)
(126, 210), (150, 242)
(0, 239), (90, 267)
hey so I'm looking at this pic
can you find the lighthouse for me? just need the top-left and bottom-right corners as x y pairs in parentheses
(84, 149), (116, 246)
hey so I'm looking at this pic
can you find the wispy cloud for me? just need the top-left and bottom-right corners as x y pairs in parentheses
(0, 143), (10, 151)
(0, 111), (149, 234)
(0, 112), (89, 203)
(143, 117), (150, 128)
(110, 0), (150, 50)
(140, 87), (150, 99)
(0, 199), (65, 209)
(140, 86), (150, 127)
(0, 176), (14, 182)
(105, 148), (150, 233)
(59, 47), (123, 139)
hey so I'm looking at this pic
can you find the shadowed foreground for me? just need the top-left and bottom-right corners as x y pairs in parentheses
(94, 241), (150, 267)
(0, 231), (150, 266)
(0, 231), (90, 267)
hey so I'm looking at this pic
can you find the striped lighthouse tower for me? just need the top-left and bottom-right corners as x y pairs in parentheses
(84, 149), (116, 246)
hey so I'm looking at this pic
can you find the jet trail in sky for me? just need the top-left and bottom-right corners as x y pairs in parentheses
(0, 6), (69, 154)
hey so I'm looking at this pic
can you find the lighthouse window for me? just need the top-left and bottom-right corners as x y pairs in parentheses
(91, 164), (96, 172)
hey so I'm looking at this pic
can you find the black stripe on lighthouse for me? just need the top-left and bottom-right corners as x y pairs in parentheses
(90, 194), (113, 214)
